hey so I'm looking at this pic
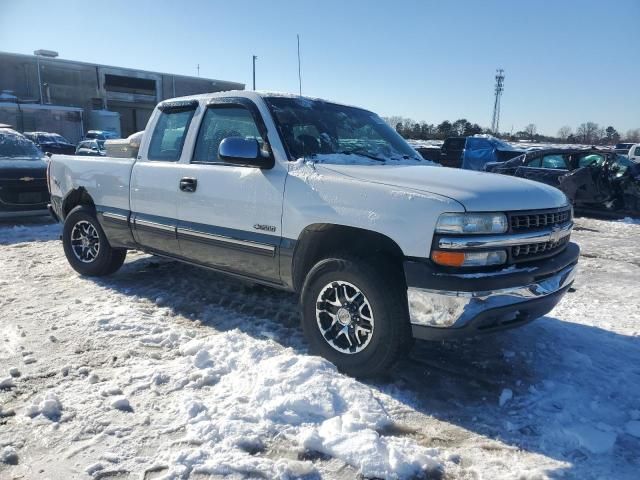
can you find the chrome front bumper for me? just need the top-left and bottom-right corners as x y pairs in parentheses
(407, 262), (577, 338)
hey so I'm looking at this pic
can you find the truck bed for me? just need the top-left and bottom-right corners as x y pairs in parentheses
(48, 155), (136, 215)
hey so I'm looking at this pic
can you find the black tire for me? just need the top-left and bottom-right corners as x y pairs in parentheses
(62, 206), (127, 276)
(300, 255), (412, 377)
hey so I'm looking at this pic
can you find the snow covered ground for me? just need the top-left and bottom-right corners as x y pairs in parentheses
(0, 216), (638, 479)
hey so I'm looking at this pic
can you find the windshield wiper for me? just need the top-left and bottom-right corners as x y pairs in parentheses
(338, 149), (386, 163)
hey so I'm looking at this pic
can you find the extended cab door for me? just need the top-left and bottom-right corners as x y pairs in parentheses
(176, 97), (287, 284)
(130, 100), (198, 255)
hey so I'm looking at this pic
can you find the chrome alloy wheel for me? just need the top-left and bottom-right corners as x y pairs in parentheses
(70, 220), (100, 263)
(315, 280), (374, 354)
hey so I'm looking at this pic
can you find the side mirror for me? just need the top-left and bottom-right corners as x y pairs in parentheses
(45, 151), (53, 158)
(218, 137), (274, 169)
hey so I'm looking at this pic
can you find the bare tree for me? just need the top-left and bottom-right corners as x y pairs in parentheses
(557, 126), (572, 142)
(451, 119), (470, 136)
(576, 122), (600, 144)
(524, 123), (537, 140)
(625, 128), (640, 143)
(382, 116), (404, 129)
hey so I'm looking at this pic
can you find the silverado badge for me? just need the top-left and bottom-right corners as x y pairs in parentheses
(254, 224), (276, 232)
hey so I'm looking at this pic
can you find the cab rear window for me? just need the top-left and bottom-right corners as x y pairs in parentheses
(148, 108), (196, 161)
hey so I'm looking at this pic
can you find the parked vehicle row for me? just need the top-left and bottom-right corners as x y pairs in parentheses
(413, 135), (525, 169)
(47, 91), (579, 376)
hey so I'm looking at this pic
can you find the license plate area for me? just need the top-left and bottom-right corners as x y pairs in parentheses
(18, 192), (43, 203)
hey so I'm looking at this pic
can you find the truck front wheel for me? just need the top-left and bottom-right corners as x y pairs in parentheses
(62, 206), (127, 276)
(300, 256), (411, 377)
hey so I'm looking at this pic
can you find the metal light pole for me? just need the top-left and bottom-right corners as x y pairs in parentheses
(252, 55), (257, 90)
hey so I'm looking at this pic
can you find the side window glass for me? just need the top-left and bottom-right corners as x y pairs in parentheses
(634, 147), (640, 157)
(193, 106), (262, 164)
(541, 154), (568, 169)
(578, 154), (604, 168)
(148, 108), (195, 161)
(526, 157), (541, 167)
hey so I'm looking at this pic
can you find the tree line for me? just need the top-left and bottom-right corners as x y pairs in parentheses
(384, 115), (640, 146)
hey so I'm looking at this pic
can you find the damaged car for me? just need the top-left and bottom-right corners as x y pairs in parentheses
(485, 149), (640, 217)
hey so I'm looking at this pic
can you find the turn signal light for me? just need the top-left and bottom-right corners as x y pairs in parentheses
(431, 249), (507, 267)
(431, 251), (466, 267)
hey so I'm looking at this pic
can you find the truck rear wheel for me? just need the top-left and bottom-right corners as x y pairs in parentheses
(62, 206), (127, 276)
(300, 256), (411, 377)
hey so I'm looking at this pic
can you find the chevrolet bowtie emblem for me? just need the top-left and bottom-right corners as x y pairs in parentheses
(19, 177), (35, 182)
(549, 226), (563, 243)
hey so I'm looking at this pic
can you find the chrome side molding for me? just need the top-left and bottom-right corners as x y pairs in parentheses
(177, 227), (276, 254)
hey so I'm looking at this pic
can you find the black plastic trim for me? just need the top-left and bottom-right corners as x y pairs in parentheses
(405, 241), (580, 293)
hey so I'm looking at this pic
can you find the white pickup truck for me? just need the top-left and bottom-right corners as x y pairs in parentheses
(48, 91), (579, 376)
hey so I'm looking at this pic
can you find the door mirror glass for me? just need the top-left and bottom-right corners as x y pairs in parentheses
(218, 137), (273, 168)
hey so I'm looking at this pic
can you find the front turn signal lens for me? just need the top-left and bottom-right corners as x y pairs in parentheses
(431, 251), (466, 267)
(432, 249), (507, 267)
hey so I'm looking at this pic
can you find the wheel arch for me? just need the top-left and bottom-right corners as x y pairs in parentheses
(61, 187), (96, 220)
(289, 223), (406, 293)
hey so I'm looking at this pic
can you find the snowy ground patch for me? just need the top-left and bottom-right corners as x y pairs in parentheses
(0, 216), (638, 479)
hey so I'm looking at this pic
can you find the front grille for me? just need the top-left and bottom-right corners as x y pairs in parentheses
(510, 207), (572, 232)
(0, 181), (49, 206)
(511, 235), (570, 262)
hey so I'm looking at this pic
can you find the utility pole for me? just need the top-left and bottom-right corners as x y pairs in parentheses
(297, 34), (302, 96)
(252, 55), (257, 90)
(491, 68), (505, 134)
(197, 64), (200, 77)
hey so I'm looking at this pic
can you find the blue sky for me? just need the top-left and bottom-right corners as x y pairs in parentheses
(1, 0), (638, 135)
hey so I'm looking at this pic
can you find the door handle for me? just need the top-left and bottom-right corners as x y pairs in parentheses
(179, 177), (197, 193)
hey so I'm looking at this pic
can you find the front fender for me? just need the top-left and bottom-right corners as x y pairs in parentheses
(282, 161), (464, 258)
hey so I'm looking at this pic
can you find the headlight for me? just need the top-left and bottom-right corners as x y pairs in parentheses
(431, 249), (507, 267)
(436, 212), (508, 234)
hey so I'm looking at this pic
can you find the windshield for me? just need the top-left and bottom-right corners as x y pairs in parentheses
(38, 133), (67, 144)
(0, 130), (43, 159)
(264, 96), (422, 164)
(51, 134), (69, 143)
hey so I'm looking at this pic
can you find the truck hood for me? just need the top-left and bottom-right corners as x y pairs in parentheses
(318, 163), (569, 211)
